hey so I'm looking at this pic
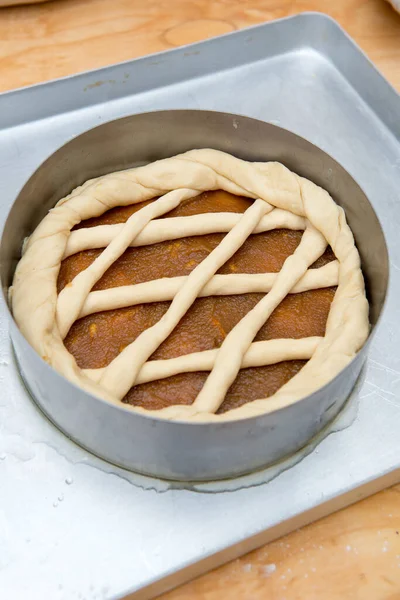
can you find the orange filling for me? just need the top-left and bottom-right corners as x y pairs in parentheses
(58, 191), (336, 413)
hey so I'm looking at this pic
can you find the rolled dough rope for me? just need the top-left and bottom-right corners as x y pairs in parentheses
(99, 199), (272, 398)
(63, 209), (306, 258)
(194, 226), (327, 413)
(84, 337), (322, 385)
(56, 188), (200, 339)
(79, 261), (339, 318)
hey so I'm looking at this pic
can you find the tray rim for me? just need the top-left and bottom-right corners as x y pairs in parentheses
(3, 12), (337, 97)
(121, 467), (400, 599)
(0, 12), (399, 138)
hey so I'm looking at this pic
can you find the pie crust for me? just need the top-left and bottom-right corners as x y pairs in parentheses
(11, 150), (369, 421)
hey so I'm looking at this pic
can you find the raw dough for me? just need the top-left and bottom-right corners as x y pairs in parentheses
(11, 149), (369, 421)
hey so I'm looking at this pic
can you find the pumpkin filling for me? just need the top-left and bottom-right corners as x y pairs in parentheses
(58, 190), (336, 414)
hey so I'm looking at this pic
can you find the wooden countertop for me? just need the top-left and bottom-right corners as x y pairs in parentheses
(1, 1), (399, 598)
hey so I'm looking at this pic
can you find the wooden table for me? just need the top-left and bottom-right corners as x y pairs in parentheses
(1, 1), (399, 598)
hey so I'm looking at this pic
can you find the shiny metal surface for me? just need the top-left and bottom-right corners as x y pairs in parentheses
(0, 13), (398, 600)
(1, 110), (388, 482)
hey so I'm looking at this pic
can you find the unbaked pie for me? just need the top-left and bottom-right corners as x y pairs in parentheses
(11, 149), (369, 421)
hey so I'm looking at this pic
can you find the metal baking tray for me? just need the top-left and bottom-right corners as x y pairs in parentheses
(1, 12), (399, 600)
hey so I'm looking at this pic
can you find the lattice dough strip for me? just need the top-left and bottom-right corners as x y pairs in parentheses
(98, 199), (272, 398)
(194, 226), (327, 413)
(78, 261), (339, 318)
(56, 188), (199, 339)
(84, 337), (322, 386)
(63, 208), (306, 258)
